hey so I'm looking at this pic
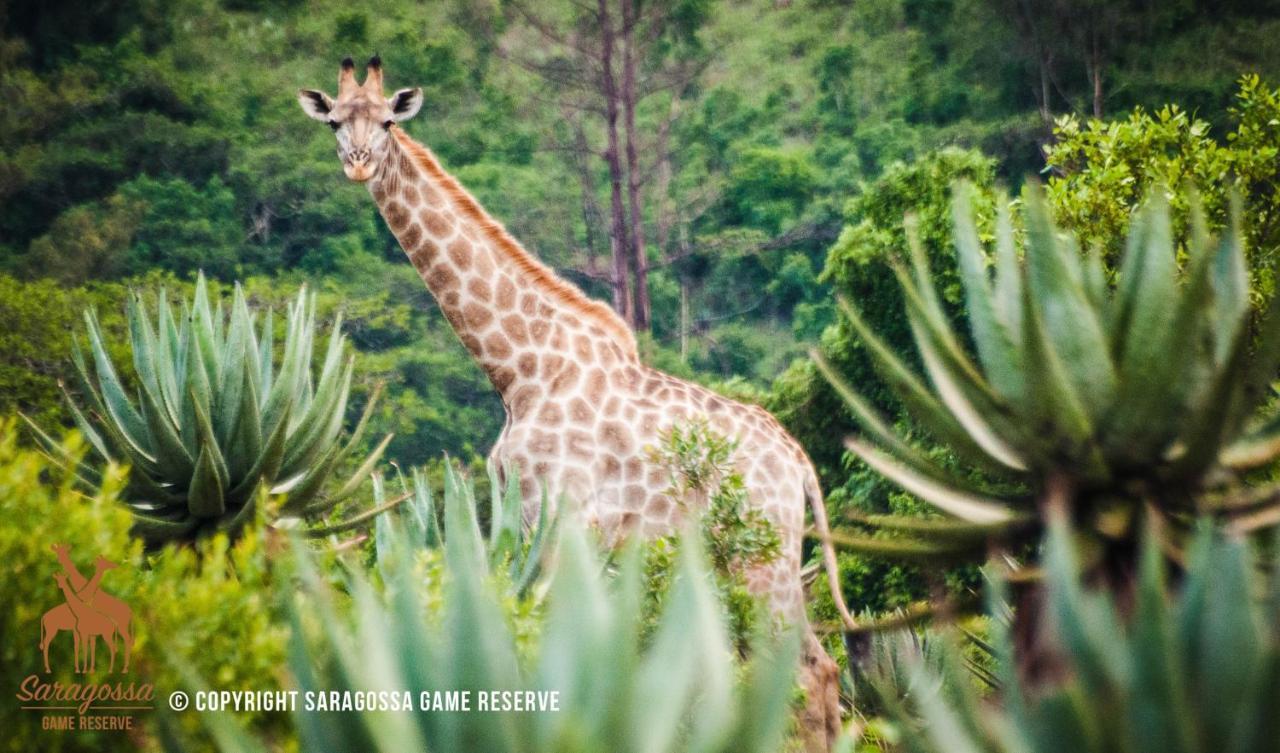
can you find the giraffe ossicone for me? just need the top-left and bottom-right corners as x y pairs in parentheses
(299, 56), (854, 749)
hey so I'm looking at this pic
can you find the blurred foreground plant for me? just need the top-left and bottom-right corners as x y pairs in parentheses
(817, 184), (1280, 623)
(27, 275), (395, 545)
(864, 520), (1280, 753)
(174, 468), (802, 753)
(372, 463), (556, 599)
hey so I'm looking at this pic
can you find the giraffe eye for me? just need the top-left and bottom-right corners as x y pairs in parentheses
(382, 120), (393, 130)
(328, 120), (340, 131)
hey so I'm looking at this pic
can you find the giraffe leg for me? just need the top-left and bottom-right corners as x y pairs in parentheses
(797, 628), (842, 752)
(744, 554), (842, 752)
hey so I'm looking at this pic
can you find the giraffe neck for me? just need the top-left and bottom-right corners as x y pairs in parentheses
(367, 128), (638, 406)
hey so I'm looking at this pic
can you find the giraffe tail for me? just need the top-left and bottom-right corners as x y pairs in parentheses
(803, 467), (857, 635)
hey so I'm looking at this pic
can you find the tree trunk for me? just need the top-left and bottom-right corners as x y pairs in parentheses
(1089, 25), (1103, 119)
(597, 0), (633, 322)
(621, 0), (650, 331)
(569, 117), (606, 268)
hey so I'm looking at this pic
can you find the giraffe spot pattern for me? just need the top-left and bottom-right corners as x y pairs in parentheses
(483, 332), (512, 360)
(422, 209), (452, 236)
(447, 238), (473, 270)
(468, 278), (492, 302)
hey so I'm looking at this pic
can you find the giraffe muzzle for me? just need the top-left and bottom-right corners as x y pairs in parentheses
(344, 157), (374, 182)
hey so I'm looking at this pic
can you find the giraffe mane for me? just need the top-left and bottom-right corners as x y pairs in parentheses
(391, 128), (639, 360)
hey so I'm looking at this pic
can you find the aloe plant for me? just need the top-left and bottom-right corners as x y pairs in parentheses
(816, 184), (1280, 592)
(27, 275), (394, 545)
(865, 520), (1280, 753)
(173, 474), (802, 753)
(372, 463), (557, 598)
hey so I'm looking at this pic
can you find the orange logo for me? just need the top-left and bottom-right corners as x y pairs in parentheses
(39, 544), (135, 674)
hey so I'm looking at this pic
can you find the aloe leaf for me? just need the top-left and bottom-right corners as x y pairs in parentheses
(217, 486), (265, 538)
(409, 467), (442, 548)
(823, 528), (988, 562)
(327, 432), (394, 505)
(1018, 277), (1106, 477)
(952, 183), (1025, 402)
(1023, 184), (1117, 414)
(899, 290), (1028, 471)
(845, 436), (1017, 524)
(993, 202), (1023, 339)
(845, 510), (1034, 543)
(128, 292), (162, 403)
(1127, 522), (1198, 753)
(812, 349), (1000, 495)
(303, 491), (410, 537)
(280, 360), (353, 479)
(187, 445), (226, 519)
(1196, 535), (1263, 749)
(1110, 197), (1219, 462)
(1211, 195), (1250, 367)
(49, 385), (113, 463)
(226, 394), (292, 503)
(258, 306), (274, 400)
(84, 307), (153, 460)
(215, 286), (251, 443)
(515, 486), (557, 597)
(190, 386), (230, 493)
(137, 376), (195, 481)
(277, 445), (341, 514)
(131, 513), (200, 544)
(224, 363), (263, 484)
(1044, 519), (1132, 706)
(191, 274), (219, 389)
(1169, 312), (1250, 480)
(836, 296), (1020, 478)
(908, 659), (987, 753)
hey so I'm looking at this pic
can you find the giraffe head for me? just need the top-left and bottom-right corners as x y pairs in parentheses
(298, 56), (423, 182)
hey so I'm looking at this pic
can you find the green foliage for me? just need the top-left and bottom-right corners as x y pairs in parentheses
(776, 148), (999, 493)
(866, 521), (1280, 753)
(0, 418), (291, 752)
(1045, 75), (1280, 297)
(0, 275), (134, 429)
(820, 183), (1280, 590)
(30, 275), (393, 544)
(372, 463), (557, 601)
(643, 420), (781, 652)
(178, 508), (801, 753)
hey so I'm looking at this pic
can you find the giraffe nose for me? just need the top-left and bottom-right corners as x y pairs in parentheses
(349, 147), (372, 165)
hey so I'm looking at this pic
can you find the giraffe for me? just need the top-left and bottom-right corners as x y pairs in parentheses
(39, 557), (112, 673)
(299, 57), (857, 748)
(53, 573), (119, 674)
(52, 545), (134, 672)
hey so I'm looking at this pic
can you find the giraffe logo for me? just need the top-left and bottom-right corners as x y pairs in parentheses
(39, 544), (135, 675)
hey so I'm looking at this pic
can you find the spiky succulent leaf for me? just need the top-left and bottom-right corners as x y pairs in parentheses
(44, 274), (393, 545)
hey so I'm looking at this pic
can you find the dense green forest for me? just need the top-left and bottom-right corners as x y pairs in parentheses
(6, 0), (1280, 602)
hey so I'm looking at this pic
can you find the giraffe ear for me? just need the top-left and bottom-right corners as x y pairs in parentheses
(298, 89), (334, 122)
(387, 87), (423, 122)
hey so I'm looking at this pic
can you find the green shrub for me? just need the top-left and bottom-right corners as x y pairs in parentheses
(0, 418), (291, 752)
(641, 420), (782, 652)
(1045, 75), (1280, 297)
